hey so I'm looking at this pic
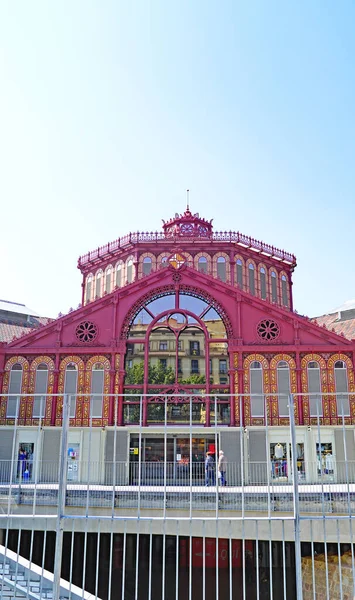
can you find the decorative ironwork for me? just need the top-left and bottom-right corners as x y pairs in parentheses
(257, 319), (280, 341)
(75, 321), (98, 343)
(172, 272), (182, 283)
(78, 230), (297, 267)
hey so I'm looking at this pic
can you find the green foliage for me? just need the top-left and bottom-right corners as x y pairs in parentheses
(179, 374), (207, 385)
(125, 361), (175, 385)
(125, 361), (144, 385)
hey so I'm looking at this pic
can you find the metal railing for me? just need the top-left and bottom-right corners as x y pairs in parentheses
(0, 393), (355, 599)
(78, 231), (296, 267)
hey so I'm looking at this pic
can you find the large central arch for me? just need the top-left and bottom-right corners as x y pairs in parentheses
(121, 285), (234, 426)
(120, 284), (234, 339)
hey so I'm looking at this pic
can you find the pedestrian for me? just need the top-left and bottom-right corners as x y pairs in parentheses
(205, 452), (215, 486)
(218, 450), (227, 486)
(18, 447), (27, 478)
(27, 451), (33, 479)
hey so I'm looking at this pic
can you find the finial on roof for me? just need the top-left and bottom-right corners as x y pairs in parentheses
(186, 189), (190, 211)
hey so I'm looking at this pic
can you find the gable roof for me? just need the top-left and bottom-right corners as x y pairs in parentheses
(3, 266), (353, 349)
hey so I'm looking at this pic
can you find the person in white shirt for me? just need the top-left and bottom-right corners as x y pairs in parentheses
(218, 451), (227, 486)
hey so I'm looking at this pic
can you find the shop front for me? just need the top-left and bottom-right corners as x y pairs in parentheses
(129, 435), (218, 485)
(268, 432), (306, 483)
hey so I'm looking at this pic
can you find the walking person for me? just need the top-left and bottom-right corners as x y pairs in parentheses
(218, 450), (227, 486)
(205, 452), (215, 486)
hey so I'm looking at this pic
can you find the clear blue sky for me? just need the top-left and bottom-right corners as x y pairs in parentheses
(1, 2), (354, 318)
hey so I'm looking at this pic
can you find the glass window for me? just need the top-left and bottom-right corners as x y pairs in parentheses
(217, 257), (226, 282)
(143, 257), (152, 276)
(281, 275), (288, 307)
(316, 443), (334, 477)
(277, 361), (290, 417)
(219, 359), (227, 374)
(159, 358), (167, 369)
(260, 267), (267, 300)
(95, 272), (102, 298)
(236, 259), (243, 288)
(126, 258), (133, 283)
(334, 361), (349, 417)
(248, 264), (255, 296)
(85, 276), (92, 302)
(7, 364), (23, 418)
(307, 361), (322, 417)
(105, 268), (112, 294)
(250, 361), (263, 416)
(271, 271), (278, 303)
(116, 263), (122, 288)
(198, 256), (208, 273)
(64, 364), (78, 418)
(33, 363), (48, 418)
(191, 359), (199, 374)
(124, 291), (227, 401)
(161, 256), (168, 268)
(91, 363), (104, 418)
(190, 341), (200, 355)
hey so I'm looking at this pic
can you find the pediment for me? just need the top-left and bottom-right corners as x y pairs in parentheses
(5, 264), (352, 350)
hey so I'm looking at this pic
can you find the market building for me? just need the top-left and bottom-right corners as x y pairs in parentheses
(0, 206), (355, 486)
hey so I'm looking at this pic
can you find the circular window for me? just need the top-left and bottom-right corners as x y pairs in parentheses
(75, 321), (98, 343)
(257, 319), (280, 341)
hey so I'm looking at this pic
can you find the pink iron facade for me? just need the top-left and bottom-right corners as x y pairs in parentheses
(0, 207), (354, 428)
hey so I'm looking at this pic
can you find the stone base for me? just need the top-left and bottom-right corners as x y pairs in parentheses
(302, 551), (354, 600)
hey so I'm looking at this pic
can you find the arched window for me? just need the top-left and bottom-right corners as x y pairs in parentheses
(64, 363), (78, 418)
(198, 256), (208, 274)
(85, 275), (92, 303)
(307, 361), (322, 417)
(250, 361), (263, 417)
(334, 360), (350, 417)
(7, 363), (23, 418)
(143, 257), (152, 276)
(260, 267), (267, 300)
(91, 363), (104, 418)
(277, 361), (290, 417)
(161, 256), (169, 268)
(33, 363), (48, 418)
(123, 291), (229, 424)
(281, 275), (288, 307)
(271, 271), (278, 303)
(248, 264), (255, 296)
(95, 271), (102, 298)
(116, 263), (122, 288)
(217, 256), (226, 282)
(126, 258), (133, 283)
(105, 268), (112, 294)
(236, 259), (243, 288)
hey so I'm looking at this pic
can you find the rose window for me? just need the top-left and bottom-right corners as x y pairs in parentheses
(257, 319), (280, 341)
(75, 321), (98, 343)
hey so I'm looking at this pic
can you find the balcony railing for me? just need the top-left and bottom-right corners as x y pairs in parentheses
(78, 231), (296, 267)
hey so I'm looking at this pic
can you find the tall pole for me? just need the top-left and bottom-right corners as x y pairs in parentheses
(289, 393), (303, 600)
(53, 393), (70, 600)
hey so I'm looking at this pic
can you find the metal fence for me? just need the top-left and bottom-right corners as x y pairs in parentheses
(0, 393), (354, 599)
